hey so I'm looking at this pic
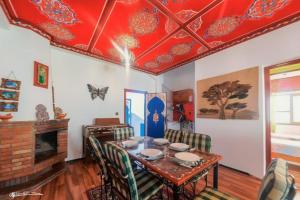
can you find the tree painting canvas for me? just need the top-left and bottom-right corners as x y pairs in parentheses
(197, 67), (259, 120)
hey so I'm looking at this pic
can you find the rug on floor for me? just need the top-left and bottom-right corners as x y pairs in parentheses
(86, 185), (192, 200)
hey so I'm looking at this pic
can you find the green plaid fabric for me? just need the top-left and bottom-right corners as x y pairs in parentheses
(164, 129), (182, 143)
(134, 170), (163, 200)
(88, 135), (108, 180)
(195, 187), (237, 200)
(257, 159), (292, 200)
(181, 132), (211, 153)
(103, 142), (162, 200)
(114, 127), (134, 141)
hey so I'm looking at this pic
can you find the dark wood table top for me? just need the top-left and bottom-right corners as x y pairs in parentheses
(111, 137), (222, 186)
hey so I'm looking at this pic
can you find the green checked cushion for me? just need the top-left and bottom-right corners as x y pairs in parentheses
(181, 132), (211, 153)
(164, 129), (182, 143)
(195, 187), (237, 200)
(88, 135), (108, 179)
(114, 127), (134, 141)
(103, 142), (139, 200)
(258, 159), (292, 200)
(134, 170), (163, 200)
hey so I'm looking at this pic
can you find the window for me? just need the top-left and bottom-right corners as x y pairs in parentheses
(293, 95), (300, 122)
(272, 92), (300, 124)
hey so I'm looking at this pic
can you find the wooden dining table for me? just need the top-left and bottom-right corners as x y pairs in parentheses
(112, 137), (222, 200)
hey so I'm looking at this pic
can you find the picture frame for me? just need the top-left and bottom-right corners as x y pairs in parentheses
(0, 90), (20, 101)
(0, 102), (18, 112)
(34, 61), (49, 89)
(0, 78), (21, 90)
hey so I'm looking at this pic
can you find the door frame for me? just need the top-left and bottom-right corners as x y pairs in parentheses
(264, 58), (300, 166)
(124, 89), (147, 134)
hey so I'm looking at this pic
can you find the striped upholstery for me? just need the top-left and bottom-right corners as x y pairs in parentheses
(164, 129), (182, 143)
(194, 187), (237, 200)
(114, 127), (134, 141)
(88, 135), (108, 179)
(181, 132), (211, 153)
(103, 142), (163, 200)
(257, 159), (293, 200)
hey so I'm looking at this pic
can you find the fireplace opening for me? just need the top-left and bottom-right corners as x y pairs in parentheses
(35, 131), (58, 164)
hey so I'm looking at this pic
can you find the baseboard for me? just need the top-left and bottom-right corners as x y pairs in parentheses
(220, 164), (251, 176)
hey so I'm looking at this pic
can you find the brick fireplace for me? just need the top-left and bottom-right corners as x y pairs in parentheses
(0, 119), (69, 198)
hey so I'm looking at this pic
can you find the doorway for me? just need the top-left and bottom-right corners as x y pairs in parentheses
(265, 59), (300, 165)
(124, 89), (146, 136)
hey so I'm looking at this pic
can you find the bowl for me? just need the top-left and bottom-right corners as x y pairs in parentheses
(56, 113), (67, 119)
(0, 113), (13, 121)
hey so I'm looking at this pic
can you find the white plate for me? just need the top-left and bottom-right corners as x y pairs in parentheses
(175, 152), (201, 163)
(130, 136), (144, 142)
(140, 149), (162, 158)
(169, 143), (189, 151)
(122, 140), (138, 148)
(153, 138), (169, 145)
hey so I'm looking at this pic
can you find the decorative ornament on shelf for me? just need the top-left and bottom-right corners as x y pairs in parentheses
(35, 104), (49, 122)
(87, 84), (109, 101)
(0, 113), (13, 122)
(54, 107), (67, 119)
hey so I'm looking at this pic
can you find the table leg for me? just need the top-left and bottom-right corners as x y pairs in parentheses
(172, 185), (181, 200)
(213, 163), (219, 189)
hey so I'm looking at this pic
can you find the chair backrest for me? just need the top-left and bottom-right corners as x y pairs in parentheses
(181, 132), (211, 153)
(164, 129), (182, 143)
(88, 135), (108, 180)
(257, 159), (296, 200)
(103, 142), (138, 200)
(114, 127), (134, 141)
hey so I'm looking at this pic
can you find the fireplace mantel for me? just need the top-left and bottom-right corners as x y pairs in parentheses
(0, 119), (69, 199)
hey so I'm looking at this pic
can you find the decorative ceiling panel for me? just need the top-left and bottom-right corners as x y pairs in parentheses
(93, 0), (169, 62)
(192, 0), (300, 48)
(136, 31), (206, 73)
(1, 0), (300, 75)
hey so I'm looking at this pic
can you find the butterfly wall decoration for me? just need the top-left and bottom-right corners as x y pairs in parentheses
(87, 84), (109, 101)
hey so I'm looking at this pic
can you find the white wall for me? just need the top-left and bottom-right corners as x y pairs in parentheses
(0, 25), (53, 120)
(0, 23), (159, 160)
(195, 21), (300, 178)
(51, 47), (157, 160)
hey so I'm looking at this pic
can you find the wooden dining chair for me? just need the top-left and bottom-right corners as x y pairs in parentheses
(181, 132), (212, 153)
(113, 127), (134, 141)
(164, 129), (182, 143)
(180, 132), (212, 197)
(103, 142), (164, 200)
(88, 135), (110, 199)
(194, 159), (296, 200)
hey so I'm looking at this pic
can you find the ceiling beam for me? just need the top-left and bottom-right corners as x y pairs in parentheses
(88, 0), (116, 51)
(135, 27), (181, 61)
(148, 0), (210, 48)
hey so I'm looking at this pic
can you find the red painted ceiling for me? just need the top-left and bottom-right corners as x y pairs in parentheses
(1, 0), (300, 75)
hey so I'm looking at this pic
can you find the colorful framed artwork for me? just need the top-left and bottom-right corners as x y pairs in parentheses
(1, 78), (21, 90)
(0, 90), (20, 101)
(0, 102), (18, 112)
(34, 61), (49, 89)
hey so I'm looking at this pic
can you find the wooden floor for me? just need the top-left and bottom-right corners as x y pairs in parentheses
(14, 160), (299, 200)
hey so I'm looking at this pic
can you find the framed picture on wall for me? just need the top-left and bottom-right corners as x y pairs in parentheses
(0, 102), (18, 112)
(0, 90), (20, 101)
(34, 61), (49, 89)
(0, 78), (21, 90)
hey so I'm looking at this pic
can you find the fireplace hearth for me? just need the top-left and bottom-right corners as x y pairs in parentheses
(0, 119), (69, 199)
(35, 131), (58, 164)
